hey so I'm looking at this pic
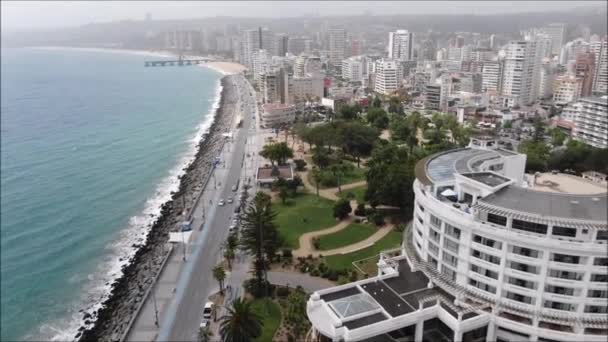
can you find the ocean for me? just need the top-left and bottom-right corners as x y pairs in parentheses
(0, 48), (222, 341)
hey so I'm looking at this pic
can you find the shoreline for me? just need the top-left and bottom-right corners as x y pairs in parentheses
(29, 46), (248, 76)
(75, 75), (237, 341)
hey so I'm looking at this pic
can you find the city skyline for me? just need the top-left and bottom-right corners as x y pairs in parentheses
(1, 1), (606, 30)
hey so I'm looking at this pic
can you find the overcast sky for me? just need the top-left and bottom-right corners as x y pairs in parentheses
(1, 1), (605, 30)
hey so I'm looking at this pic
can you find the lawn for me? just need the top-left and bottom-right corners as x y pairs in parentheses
(308, 165), (367, 189)
(317, 223), (377, 251)
(273, 193), (336, 249)
(251, 298), (281, 342)
(336, 185), (367, 204)
(323, 230), (402, 272)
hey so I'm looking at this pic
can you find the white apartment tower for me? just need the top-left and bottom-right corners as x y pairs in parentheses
(307, 138), (608, 342)
(591, 37), (608, 94)
(501, 40), (540, 106)
(482, 61), (503, 93)
(573, 95), (608, 148)
(329, 28), (347, 68)
(388, 30), (414, 61)
(342, 56), (364, 83)
(540, 23), (566, 55)
(374, 59), (401, 95)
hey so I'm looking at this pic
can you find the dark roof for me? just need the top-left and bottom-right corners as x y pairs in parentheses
(343, 312), (387, 330)
(479, 186), (607, 222)
(361, 281), (415, 317)
(320, 286), (360, 302)
(382, 259), (429, 295)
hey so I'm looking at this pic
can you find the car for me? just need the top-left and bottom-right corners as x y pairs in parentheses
(218, 199), (225, 206)
(202, 302), (213, 319)
(199, 319), (209, 330)
(227, 197), (233, 204)
(234, 206), (241, 214)
(232, 218), (239, 225)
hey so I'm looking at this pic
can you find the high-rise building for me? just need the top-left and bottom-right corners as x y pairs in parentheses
(289, 74), (324, 103)
(374, 59), (401, 95)
(540, 23), (566, 55)
(501, 40), (540, 106)
(388, 30), (414, 61)
(591, 36), (608, 94)
(259, 27), (275, 53)
(288, 37), (307, 56)
(293, 55), (308, 78)
(573, 95), (608, 148)
(260, 68), (289, 104)
(241, 27), (275, 68)
(471, 48), (495, 62)
(307, 137), (608, 342)
(538, 62), (554, 99)
(274, 34), (289, 57)
(553, 75), (583, 105)
(489, 34), (497, 49)
(251, 49), (271, 83)
(341, 56), (364, 82)
(329, 28), (347, 68)
(418, 39), (437, 61)
(575, 51), (596, 97)
(304, 56), (323, 76)
(350, 39), (363, 57)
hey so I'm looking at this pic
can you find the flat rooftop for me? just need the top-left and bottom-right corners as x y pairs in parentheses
(257, 165), (293, 181)
(314, 258), (479, 334)
(529, 173), (607, 195)
(462, 172), (511, 187)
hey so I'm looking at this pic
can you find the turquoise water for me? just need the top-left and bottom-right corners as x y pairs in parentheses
(0, 48), (221, 341)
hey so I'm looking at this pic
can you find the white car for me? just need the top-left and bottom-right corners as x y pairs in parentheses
(218, 199), (225, 207)
(199, 319), (209, 330)
(203, 302), (213, 320)
(227, 197), (234, 204)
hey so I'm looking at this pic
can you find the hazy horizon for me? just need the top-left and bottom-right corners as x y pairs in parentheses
(2, 1), (606, 31)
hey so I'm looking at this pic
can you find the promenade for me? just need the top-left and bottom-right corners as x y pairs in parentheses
(126, 74), (262, 342)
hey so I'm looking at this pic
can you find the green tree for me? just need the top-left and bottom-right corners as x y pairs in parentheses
(367, 107), (389, 129)
(219, 297), (263, 342)
(239, 192), (280, 297)
(259, 142), (293, 166)
(532, 116), (546, 142)
(311, 166), (321, 197)
(338, 104), (359, 120)
(333, 199), (352, 220)
(372, 96), (382, 108)
(548, 127), (567, 147)
(278, 186), (289, 204)
(519, 140), (551, 172)
(213, 265), (226, 295)
(223, 248), (235, 269)
(365, 142), (416, 210)
(311, 146), (331, 169)
(199, 325), (213, 342)
(285, 287), (310, 339)
(329, 162), (350, 193)
(338, 122), (379, 167)
(388, 97), (404, 115)
(503, 120), (512, 129)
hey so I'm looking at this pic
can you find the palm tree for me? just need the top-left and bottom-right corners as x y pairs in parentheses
(220, 297), (263, 342)
(224, 248), (235, 269)
(213, 265), (226, 295)
(311, 167), (321, 197)
(199, 326), (213, 342)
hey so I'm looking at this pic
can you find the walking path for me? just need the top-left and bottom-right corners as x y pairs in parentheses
(267, 271), (335, 293)
(292, 169), (393, 258)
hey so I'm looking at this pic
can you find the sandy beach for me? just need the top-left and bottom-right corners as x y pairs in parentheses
(77, 75), (239, 341)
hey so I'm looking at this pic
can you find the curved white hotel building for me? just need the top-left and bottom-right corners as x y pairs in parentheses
(307, 136), (607, 342)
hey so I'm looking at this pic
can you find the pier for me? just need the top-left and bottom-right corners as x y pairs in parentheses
(144, 56), (214, 67)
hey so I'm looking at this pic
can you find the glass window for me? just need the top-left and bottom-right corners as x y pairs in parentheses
(508, 261), (539, 274)
(552, 226), (577, 237)
(472, 249), (500, 264)
(470, 264), (498, 279)
(442, 252), (458, 268)
(469, 278), (497, 294)
(487, 213), (507, 226)
(597, 231), (608, 241)
(512, 219), (548, 235)
(545, 285), (574, 296)
(549, 269), (583, 281)
(594, 257), (608, 266)
(443, 239), (459, 254)
(587, 290), (608, 298)
(441, 265), (456, 281)
(591, 273), (608, 282)
(512, 245), (540, 258)
(474, 234), (502, 250)
(444, 223), (461, 240)
(585, 305), (608, 313)
(430, 214), (442, 228)
(543, 300), (575, 311)
(552, 253), (580, 264)
(507, 291), (534, 304)
(509, 277), (536, 290)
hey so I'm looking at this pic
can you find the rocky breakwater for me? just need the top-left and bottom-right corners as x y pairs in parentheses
(78, 75), (238, 341)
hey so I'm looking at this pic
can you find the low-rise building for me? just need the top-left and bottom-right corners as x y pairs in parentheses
(553, 75), (583, 106)
(261, 103), (296, 128)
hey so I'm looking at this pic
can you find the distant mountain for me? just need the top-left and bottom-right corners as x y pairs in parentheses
(2, 8), (606, 48)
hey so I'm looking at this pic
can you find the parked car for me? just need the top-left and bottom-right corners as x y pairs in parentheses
(218, 199), (225, 206)
(202, 302), (213, 320)
(227, 196), (233, 204)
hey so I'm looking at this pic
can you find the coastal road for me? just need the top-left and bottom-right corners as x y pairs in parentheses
(156, 74), (260, 342)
